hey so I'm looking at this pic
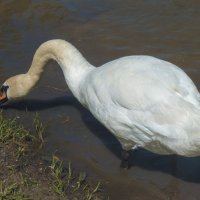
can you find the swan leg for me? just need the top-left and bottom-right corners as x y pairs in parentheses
(120, 150), (131, 169)
(117, 137), (136, 169)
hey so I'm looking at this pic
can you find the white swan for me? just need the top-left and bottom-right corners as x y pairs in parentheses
(1, 39), (200, 167)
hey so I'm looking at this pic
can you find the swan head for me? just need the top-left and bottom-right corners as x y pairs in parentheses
(0, 74), (35, 105)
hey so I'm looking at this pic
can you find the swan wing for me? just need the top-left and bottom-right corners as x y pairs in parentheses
(94, 56), (200, 109)
(83, 56), (200, 155)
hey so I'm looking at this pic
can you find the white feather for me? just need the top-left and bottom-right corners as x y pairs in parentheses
(4, 40), (200, 157)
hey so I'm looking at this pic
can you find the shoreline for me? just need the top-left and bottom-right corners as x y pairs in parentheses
(0, 113), (107, 199)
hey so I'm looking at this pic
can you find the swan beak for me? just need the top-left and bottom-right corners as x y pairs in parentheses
(0, 85), (9, 105)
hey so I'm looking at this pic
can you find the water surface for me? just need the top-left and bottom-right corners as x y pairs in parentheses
(1, 1), (200, 199)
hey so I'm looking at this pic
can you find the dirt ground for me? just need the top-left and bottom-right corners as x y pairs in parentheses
(0, 114), (107, 200)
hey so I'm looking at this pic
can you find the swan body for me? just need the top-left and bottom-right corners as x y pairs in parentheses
(1, 39), (200, 158)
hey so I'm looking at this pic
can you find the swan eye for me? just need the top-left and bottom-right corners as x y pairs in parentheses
(0, 85), (9, 105)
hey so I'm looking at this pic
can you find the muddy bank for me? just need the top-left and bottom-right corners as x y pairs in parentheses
(0, 114), (106, 199)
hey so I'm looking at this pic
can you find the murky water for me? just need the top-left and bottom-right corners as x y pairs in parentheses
(1, 0), (200, 199)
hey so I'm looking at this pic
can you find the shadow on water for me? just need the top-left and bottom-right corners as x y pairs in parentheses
(2, 96), (200, 183)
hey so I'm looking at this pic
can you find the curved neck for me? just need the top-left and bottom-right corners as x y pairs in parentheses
(27, 39), (94, 99)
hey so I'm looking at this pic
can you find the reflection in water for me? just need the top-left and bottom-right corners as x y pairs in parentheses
(0, 1), (200, 199)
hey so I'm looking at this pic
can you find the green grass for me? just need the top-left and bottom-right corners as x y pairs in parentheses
(0, 112), (45, 144)
(50, 155), (103, 200)
(0, 112), (107, 199)
(0, 114), (31, 143)
(0, 112), (45, 158)
(51, 155), (65, 196)
(0, 181), (29, 200)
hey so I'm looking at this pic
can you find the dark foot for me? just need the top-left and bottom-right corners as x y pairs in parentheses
(120, 150), (130, 169)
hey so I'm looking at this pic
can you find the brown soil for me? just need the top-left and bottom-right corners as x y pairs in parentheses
(0, 142), (107, 200)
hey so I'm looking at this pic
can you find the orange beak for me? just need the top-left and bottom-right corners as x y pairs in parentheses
(0, 85), (8, 105)
(0, 91), (6, 100)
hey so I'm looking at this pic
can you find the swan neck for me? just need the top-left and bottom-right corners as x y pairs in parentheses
(27, 39), (94, 99)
